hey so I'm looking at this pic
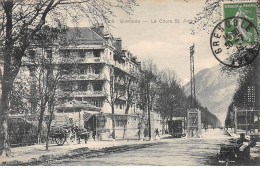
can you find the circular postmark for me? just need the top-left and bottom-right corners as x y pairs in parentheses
(210, 16), (259, 68)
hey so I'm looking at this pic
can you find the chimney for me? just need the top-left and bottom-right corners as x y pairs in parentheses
(114, 38), (122, 51)
(91, 23), (104, 37)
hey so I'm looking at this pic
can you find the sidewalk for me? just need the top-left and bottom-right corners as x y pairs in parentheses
(0, 135), (169, 165)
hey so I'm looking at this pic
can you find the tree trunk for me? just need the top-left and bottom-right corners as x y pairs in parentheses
(37, 102), (47, 144)
(0, 57), (23, 155)
(46, 100), (52, 150)
(125, 79), (132, 115)
(46, 106), (54, 151)
(0, 117), (10, 157)
(111, 105), (115, 140)
(0, 73), (16, 156)
(45, 118), (51, 151)
(147, 82), (151, 140)
(0, 63), (21, 156)
(109, 67), (116, 140)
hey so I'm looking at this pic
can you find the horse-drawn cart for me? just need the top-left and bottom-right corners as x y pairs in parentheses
(50, 125), (89, 146)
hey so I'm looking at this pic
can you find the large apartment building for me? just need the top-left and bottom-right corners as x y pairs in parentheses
(23, 25), (143, 140)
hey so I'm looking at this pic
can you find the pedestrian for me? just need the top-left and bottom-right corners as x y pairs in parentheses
(144, 128), (148, 137)
(155, 128), (160, 137)
(236, 133), (250, 162)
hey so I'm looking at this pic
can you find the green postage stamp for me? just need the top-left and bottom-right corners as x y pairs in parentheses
(223, 1), (258, 44)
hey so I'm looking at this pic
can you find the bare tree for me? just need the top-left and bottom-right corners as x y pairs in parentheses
(139, 59), (158, 140)
(0, 0), (137, 157)
(104, 67), (129, 140)
(25, 26), (78, 149)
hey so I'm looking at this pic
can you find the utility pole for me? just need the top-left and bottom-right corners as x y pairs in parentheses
(190, 44), (195, 108)
(187, 44), (201, 138)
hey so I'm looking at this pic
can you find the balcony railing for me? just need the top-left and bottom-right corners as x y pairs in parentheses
(57, 56), (113, 64)
(114, 63), (139, 77)
(64, 90), (106, 97)
(62, 74), (105, 81)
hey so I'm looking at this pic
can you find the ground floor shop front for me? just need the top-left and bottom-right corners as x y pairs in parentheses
(85, 114), (142, 140)
(85, 113), (164, 141)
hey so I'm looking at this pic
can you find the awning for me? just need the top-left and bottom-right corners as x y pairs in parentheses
(83, 111), (100, 121)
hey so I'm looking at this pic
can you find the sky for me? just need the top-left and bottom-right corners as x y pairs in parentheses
(108, 0), (220, 85)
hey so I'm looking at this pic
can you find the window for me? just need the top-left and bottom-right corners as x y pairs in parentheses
(93, 66), (101, 74)
(46, 50), (52, 58)
(93, 83), (102, 91)
(78, 82), (88, 91)
(93, 50), (100, 57)
(68, 97), (73, 102)
(60, 82), (72, 92)
(78, 50), (85, 58)
(71, 83), (78, 91)
(79, 66), (86, 74)
(83, 97), (89, 102)
(29, 50), (36, 60)
(61, 65), (72, 74)
(75, 97), (82, 101)
(60, 50), (70, 58)
(57, 109), (63, 113)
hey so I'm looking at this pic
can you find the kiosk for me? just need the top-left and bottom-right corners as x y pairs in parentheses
(187, 109), (201, 138)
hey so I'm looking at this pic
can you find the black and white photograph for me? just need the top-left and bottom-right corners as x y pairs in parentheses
(0, 0), (259, 166)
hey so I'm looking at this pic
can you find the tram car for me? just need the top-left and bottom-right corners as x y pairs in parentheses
(168, 117), (185, 138)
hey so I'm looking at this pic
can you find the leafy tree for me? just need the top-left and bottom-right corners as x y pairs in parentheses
(155, 69), (188, 121)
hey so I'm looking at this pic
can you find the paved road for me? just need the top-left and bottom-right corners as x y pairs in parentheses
(49, 129), (230, 166)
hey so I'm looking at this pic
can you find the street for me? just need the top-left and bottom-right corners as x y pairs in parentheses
(48, 129), (229, 166)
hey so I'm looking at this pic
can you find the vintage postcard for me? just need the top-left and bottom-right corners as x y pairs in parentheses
(0, 0), (259, 166)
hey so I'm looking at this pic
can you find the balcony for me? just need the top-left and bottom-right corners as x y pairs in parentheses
(66, 90), (106, 97)
(56, 56), (113, 64)
(114, 62), (128, 72)
(62, 74), (106, 81)
(114, 63), (139, 78)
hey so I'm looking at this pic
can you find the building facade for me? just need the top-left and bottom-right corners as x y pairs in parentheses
(23, 25), (143, 140)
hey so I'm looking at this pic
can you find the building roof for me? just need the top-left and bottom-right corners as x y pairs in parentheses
(64, 27), (106, 45)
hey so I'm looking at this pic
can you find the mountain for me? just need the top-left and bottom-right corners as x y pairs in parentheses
(184, 64), (239, 124)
